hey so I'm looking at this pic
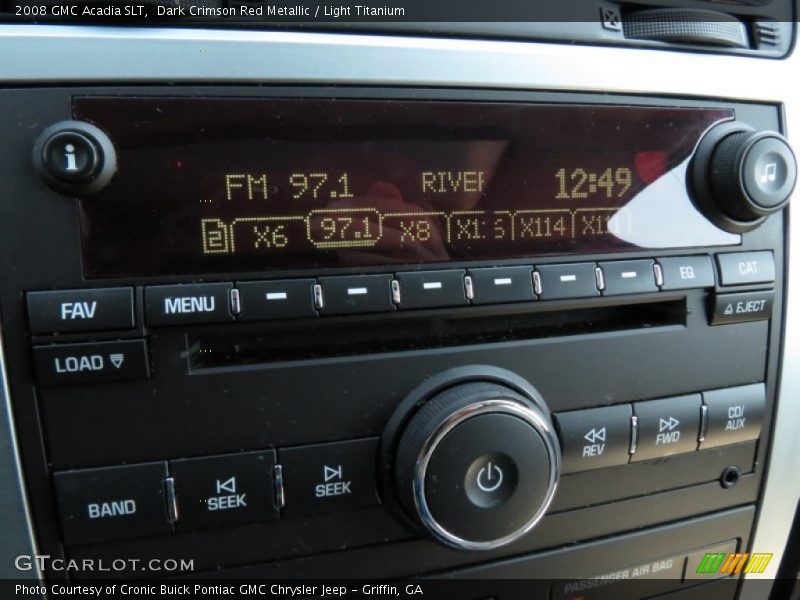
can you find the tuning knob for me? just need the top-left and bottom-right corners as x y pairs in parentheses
(383, 369), (559, 551)
(693, 123), (796, 232)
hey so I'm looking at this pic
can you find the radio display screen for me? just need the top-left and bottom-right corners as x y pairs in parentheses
(74, 98), (740, 278)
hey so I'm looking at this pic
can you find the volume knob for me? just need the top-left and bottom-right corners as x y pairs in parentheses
(693, 123), (796, 232)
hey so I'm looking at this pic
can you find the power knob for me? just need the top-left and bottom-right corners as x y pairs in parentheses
(692, 122), (796, 232)
(381, 368), (560, 551)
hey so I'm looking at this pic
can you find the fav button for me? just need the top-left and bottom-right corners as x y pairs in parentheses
(237, 279), (317, 321)
(53, 462), (172, 545)
(33, 339), (149, 386)
(701, 384), (766, 449)
(631, 395), (702, 462)
(467, 266), (535, 304)
(535, 263), (600, 300)
(554, 404), (633, 473)
(395, 270), (467, 309)
(599, 259), (658, 295)
(656, 256), (716, 290)
(716, 251), (775, 286)
(145, 283), (234, 326)
(27, 287), (135, 334)
(279, 438), (380, 518)
(170, 450), (278, 531)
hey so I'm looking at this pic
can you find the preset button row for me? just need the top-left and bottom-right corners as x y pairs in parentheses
(53, 437), (379, 546)
(140, 255), (723, 325)
(554, 383), (766, 474)
(25, 251), (773, 331)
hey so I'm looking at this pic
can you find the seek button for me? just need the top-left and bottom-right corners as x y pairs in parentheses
(279, 438), (380, 518)
(170, 450), (278, 531)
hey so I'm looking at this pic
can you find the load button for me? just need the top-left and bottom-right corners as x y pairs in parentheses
(279, 438), (380, 518)
(33, 339), (150, 386)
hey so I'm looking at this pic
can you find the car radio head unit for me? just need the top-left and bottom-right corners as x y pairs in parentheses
(0, 86), (793, 586)
(68, 98), (744, 278)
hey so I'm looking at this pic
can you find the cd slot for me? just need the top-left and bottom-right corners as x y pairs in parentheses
(187, 297), (687, 370)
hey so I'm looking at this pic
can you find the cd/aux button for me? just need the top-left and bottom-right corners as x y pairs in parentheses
(701, 384), (766, 449)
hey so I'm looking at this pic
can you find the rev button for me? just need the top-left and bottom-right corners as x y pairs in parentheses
(145, 283), (234, 326)
(170, 450), (278, 531)
(279, 438), (380, 518)
(554, 404), (633, 473)
(27, 287), (134, 334)
(33, 339), (149, 386)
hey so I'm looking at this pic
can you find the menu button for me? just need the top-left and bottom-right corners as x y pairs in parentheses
(146, 283), (234, 326)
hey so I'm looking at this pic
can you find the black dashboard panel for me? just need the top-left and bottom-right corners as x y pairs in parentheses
(0, 84), (791, 596)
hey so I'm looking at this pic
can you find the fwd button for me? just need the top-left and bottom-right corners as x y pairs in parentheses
(279, 438), (380, 518)
(631, 395), (702, 461)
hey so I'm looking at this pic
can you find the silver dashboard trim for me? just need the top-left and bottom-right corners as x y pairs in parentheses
(0, 23), (797, 584)
(0, 320), (40, 579)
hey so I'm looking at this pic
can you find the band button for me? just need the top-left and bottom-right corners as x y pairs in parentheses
(27, 288), (134, 334)
(33, 339), (150, 386)
(145, 283), (234, 326)
(53, 462), (172, 545)
(279, 438), (380, 518)
(170, 451), (278, 531)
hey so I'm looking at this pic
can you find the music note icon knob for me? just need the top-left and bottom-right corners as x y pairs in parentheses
(697, 125), (797, 227)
